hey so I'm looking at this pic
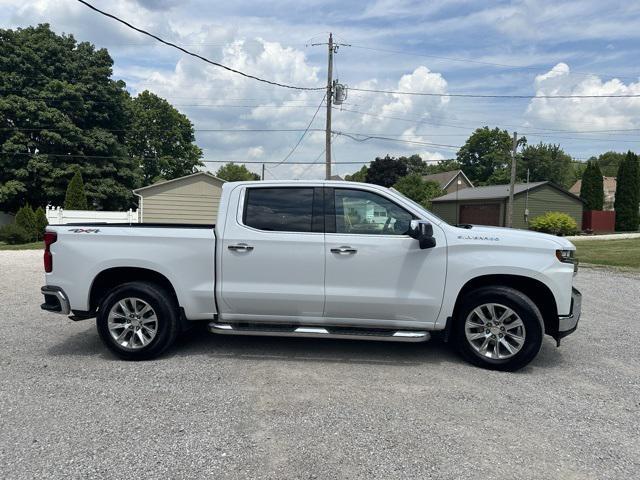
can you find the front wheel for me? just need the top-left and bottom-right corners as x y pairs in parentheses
(453, 286), (544, 371)
(96, 282), (179, 360)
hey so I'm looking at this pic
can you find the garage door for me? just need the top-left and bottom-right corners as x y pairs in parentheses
(459, 204), (501, 226)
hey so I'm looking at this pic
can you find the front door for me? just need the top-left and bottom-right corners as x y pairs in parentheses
(324, 187), (447, 327)
(219, 186), (325, 321)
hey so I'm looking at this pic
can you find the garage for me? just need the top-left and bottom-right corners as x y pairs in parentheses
(459, 203), (501, 226)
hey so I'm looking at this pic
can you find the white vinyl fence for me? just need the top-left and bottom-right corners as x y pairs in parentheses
(46, 206), (139, 224)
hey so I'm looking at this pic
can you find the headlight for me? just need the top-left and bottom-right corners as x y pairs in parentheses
(556, 249), (578, 275)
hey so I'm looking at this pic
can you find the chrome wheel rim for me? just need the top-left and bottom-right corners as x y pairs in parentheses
(464, 303), (526, 360)
(107, 297), (158, 350)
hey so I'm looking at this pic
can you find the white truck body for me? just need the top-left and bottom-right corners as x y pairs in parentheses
(41, 180), (581, 369)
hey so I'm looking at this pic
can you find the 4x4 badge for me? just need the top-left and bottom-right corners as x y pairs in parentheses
(68, 228), (100, 233)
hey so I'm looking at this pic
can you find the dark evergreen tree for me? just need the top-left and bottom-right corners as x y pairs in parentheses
(34, 206), (48, 240)
(14, 204), (37, 241)
(614, 151), (640, 231)
(365, 155), (407, 187)
(580, 161), (604, 211)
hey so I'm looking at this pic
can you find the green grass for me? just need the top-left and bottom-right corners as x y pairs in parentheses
(573, 238), (640, 270)
(0, 241), (43, 250)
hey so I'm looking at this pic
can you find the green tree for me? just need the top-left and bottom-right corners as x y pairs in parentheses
(519, 143), (574, 188)
(34, 206), (48, 240)
(345, 165), (368, 182)
(15, 204), (37, 241)
(365, 155), (407, 187)
(579, 161), (604, 211)
(128, 91), (203, 184)
(215, 163), (259, 181)
(457, 127), (521, 185)
(64, 167), (88, 210)
(614, 151), (640, 231)
(0, 24), (141, 211)
(393, 174), (443, 209)
(596, 151), (626, 177)
(424, 159), (461, 175)
(398, 154), (428, 175)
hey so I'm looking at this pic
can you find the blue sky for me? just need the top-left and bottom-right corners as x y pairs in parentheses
(2, 0), (640, 179)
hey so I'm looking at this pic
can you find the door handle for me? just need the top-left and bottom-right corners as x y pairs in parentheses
(228, 243), (254, 252)
(331, 246), (357, 255)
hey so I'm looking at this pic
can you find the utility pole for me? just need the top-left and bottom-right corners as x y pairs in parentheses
(325, 33), (334, 180)
(261, 163), (265, 181)
(506, 131), (518, 228)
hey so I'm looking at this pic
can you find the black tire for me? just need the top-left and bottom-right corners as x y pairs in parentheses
(96, 282), (179, 360)
(453, 286), (543, 372)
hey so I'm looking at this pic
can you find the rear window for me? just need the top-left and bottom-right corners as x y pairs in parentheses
(243, 187), (314, 232)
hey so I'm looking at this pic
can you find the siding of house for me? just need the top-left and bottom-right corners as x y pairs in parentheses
(431, 199), (505, 225)
(140, 177), (222, 224)
(513, 184), (583, 230)
(442, 173), (473, 194)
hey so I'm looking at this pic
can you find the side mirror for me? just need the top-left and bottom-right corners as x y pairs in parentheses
(409, 220), (436, 249)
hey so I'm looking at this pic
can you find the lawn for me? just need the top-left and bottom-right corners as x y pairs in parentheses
(0, 241), (43, 251)
(572, 238), (640, 270)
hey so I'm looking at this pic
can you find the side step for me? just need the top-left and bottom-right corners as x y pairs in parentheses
(208, 322), (430, 343)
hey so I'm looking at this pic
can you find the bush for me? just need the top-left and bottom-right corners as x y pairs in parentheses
(529, 212), (578, 236)
(0, 224), (32, 245)
(64, 167), (88, 210)
(34, 206), (48, 241)
(15, 204), (38, 241)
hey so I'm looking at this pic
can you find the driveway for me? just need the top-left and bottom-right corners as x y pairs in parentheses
(0, 251), (638, 479)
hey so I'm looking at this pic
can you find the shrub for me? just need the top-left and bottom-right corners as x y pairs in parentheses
(529, 212), (578, 236)
(64, 167), (88, 210)
(0, 224), (32, 245)
(34, 206), (48, 241)
(15, 204), (38, 241)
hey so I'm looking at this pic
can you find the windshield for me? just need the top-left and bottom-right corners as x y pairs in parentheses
(389, 187), (447, 224)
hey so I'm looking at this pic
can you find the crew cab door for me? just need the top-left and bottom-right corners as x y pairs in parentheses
(219, 186), (325, 322)
(324, 187), (447, 327)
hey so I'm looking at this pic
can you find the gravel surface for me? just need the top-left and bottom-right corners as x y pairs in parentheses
(1, 251), (638, 479)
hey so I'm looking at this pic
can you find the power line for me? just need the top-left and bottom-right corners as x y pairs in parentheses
(76, 0), (323, 92)
(333, 131), (460, 150)
(271, 93), (327, 167)
(348, 86), (640, 99)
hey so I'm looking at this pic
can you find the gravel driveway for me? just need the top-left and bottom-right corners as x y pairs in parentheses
(1, 251), (638, 479)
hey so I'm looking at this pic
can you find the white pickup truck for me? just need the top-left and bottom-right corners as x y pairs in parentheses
(40, 180), (580, 371)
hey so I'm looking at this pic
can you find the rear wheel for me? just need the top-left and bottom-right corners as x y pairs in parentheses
(96, 282), (179, 360)
(453, 286), (543, 371)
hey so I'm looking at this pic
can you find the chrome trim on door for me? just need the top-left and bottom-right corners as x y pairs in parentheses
(228, 243), (254, 252)
(330, 246), (357, 254)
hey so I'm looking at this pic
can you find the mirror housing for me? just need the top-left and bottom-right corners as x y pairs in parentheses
(409, 220), (436, 249)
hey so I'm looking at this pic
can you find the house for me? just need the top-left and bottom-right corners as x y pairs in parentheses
(329, 174), (344, 181)
(569, 176), (617, 210)
(422, 170), (473, 194)
(133, 171), (225, 224)
(430, 181), (584, 229)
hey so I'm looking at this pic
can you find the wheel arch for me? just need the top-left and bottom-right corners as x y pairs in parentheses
(452, 274), (559, 337)
(89, 267), (180, 314)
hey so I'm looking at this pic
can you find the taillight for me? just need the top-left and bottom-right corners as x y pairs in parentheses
(44, 231), (57, 273)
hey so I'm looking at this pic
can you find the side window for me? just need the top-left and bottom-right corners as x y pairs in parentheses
(334, 189), (414, 235)
(243, 187), (314, 232)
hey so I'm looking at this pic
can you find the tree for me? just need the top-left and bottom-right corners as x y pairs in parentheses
(614, 151), (640, 231)
(64, 167), (88, 210)
(34, 206), (48, 240)
(399, 154), (428, 175)
(365, 155), (407, 187)
(215, 163), (260, 181)
(579, 161), (604, 211)
(392, 174), (443, 209)
(0, 24), (142, 211)
(15, 204), (37, 241)
(596, 151), (626, 177)
(127, 91), (203, 184)
(457, 127), (521, 185)
(424, 159), (461, 175)
(519, 143), (574, 188)
(345, 165), (368, 182)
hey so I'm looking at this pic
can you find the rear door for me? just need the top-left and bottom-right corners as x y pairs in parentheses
(219, 186), (325, 322)
(324, 186), (447, 326)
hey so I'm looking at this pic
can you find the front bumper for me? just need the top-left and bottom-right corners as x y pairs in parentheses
(41, 285), (71, 315)
(557, 287), (581, 340)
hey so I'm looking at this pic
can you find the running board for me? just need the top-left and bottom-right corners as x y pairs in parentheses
(208, 322), (430, 343)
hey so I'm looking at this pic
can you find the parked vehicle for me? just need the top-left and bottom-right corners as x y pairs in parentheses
(40, 180), (581, 371)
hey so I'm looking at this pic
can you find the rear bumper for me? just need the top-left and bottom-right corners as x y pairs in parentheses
(557, 287), (581, 339)
(41, 286), (71, 315)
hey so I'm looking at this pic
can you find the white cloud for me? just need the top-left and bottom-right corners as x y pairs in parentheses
(525, 63), (640, 129)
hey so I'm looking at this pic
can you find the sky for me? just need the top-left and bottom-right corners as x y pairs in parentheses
(1, 0), (640, 179)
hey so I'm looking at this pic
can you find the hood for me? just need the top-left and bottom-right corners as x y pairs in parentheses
(451, 225), (575, 249)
